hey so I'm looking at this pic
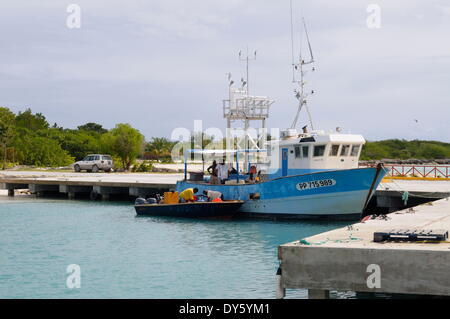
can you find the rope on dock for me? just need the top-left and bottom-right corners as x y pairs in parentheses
(299, 236), (363, 246)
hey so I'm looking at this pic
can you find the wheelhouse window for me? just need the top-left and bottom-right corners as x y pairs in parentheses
(313, 145), (326, 157)
(329, 144), (340, 156)
(340, 145), (350, 156)
(294, 146), (301, 158)
(351, 145), (361, 157)
(302, 146), (309, 158)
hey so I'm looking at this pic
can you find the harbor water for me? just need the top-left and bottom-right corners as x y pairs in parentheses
(0, 196), (350, 299)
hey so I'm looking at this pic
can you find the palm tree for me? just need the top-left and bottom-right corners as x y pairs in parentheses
(146, 137), (175, 161)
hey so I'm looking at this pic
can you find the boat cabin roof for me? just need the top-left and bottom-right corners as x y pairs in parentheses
(272, 132), (365, 147)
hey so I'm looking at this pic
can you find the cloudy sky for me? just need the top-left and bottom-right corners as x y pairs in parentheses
(1, 0), (449, 142)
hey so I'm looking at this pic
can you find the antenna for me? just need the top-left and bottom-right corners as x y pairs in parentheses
(239, 45), (257, 95)
(226, 72), (233, 86)
(302, 18), (314, 64)
(290, 0), (295, 82)
(241, 77), (247, 89)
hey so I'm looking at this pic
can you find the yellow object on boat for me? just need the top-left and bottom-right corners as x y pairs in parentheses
(164, 192), (179, 204)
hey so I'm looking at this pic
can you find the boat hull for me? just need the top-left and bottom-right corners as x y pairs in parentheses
(176, 167), (385, 220)
(134, 201), (244, 218)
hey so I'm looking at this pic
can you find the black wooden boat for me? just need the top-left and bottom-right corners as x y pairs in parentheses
(134, 200), (245, 218)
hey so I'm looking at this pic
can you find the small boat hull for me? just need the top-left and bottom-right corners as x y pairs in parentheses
(134, 201), (244, 218)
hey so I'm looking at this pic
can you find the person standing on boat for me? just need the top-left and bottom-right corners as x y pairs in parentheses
(207, 160), (217, 175)
(207, 160), (220, 185)
(179, 188), (198, 203)
(248, 165), (257, 183)
(209, 174), (220, 185)
(217, 161), (230, 184)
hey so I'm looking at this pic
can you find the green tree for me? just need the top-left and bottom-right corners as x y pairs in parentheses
(0, 107), (16, 169)
(361, 139), (450, 160)
(47, 128), (103, 161)
(102, 124), (144, 170)
(77, 122), (108, 134)
(145, 137), (176, 160)
(418, 144), (450, 159)
(15, 108), (49, 131)
(14, 135), (74, 167)
(190, 132), (213, 149)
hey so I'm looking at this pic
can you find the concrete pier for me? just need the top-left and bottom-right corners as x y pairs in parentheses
(29, 184), (59, 195)
(1, 172), (450, 206)
(373, 179), (450, 213)
(0, 171), (181, 200)
(308, 289), (330, 299)
(0, 182), (29, 196)
(278, 197), (450, 298)
(59, 185), (92, 199)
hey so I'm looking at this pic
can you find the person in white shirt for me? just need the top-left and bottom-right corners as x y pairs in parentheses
(203, 190), (223, 201)
(217, 161), (230, 184)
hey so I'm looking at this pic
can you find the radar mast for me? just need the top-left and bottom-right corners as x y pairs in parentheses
(290, 0), (316, 131)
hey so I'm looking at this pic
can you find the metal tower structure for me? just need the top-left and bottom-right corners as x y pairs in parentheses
(223, 49), (274, 170)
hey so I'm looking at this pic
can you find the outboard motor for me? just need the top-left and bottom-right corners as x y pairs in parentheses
(135, 197), (147, 205)
(146, 198), (157, 204)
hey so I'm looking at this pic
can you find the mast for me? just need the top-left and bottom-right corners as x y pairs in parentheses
(238, 47), (257, 169)
(239, 46), (257, 96)
(289, 2), (316, 131)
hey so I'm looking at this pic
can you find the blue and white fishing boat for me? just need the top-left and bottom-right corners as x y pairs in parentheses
(176, 18), (386, 220)
(177, 145), (384, 220)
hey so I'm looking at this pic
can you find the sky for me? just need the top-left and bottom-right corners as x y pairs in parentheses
(0, 0), (449, 142)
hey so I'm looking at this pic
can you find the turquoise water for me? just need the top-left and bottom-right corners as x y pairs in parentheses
(0, 196), (350, 299)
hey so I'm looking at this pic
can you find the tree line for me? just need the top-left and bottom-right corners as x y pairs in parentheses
(0, 107), (149, 170)
(0, 107), (219, 170)
(361, 139), (450, 160)
(1, 107), (449, 170)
